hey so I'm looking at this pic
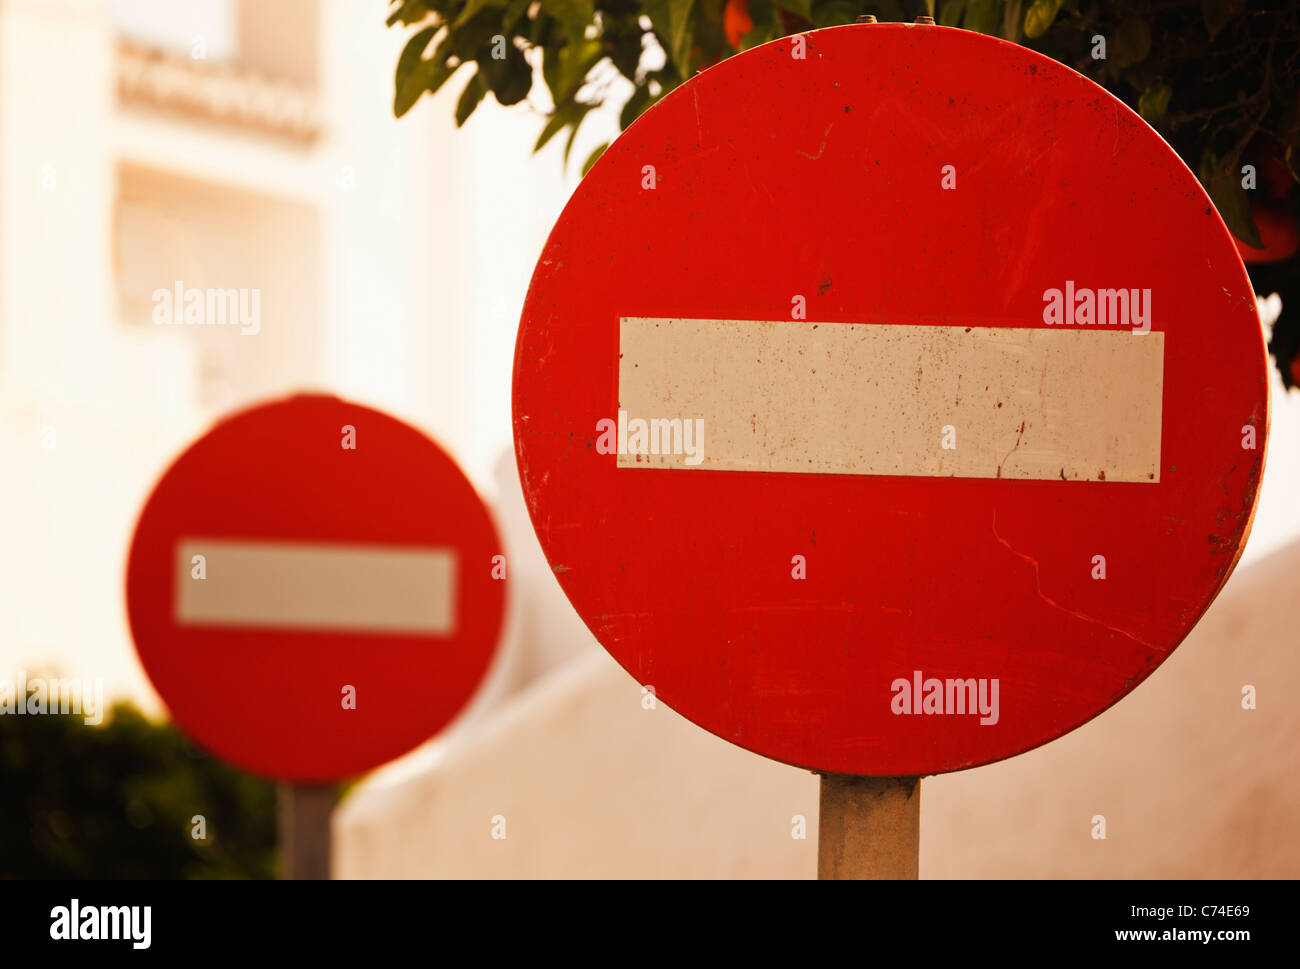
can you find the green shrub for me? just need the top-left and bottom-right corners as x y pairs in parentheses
(0, 702), (276, 879)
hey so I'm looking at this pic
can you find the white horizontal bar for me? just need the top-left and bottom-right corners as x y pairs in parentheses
(617, 317), (1164, 482)
(175, 539), (457, 635)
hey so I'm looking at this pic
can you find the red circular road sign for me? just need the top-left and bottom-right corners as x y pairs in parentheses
(513, 24), (1268, 776)
(127, 394), (505, 782)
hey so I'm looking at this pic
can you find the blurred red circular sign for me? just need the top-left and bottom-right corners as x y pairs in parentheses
(127, 394), (505, 782)
(513, 24), (1268, 776)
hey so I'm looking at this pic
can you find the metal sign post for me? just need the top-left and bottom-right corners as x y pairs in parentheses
(279, 784), (334, 881)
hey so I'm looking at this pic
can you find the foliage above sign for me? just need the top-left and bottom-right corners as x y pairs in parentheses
(389, 0), (1300, 385)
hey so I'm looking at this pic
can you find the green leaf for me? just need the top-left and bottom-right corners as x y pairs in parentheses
(545, 0), (597, 45)
(581, 142), (609, 177)
(387, 0), (430, 28)
(480, 41), (532, 106)
(1201, 0), (1240, 42)
(748, 0), (775, 28)
(394, 26), (439, 116)
(534, 109), (570, 152)
(422, 39), (462, 97)
(542, 38), (604, 106)
(620, 83), (653, 130)
(936, 0), (967, 27)
(501, 0), (531, 30)
(775, 0), (812, 20)
(643, 0), (698, 80)
(963, 0), (1000, 35)
(812, 1), (857, 27)
(1001, 0), (1024, 41)
(534, 99), (595, 152)
(1200, 148), (1262, 248)
(561, 103), (597, 165)
(454, 0), (506, 29)
(456, 69), (489, 126)
(1137, 82), (1171, 123)
(449, 5), (508, 59)
(1112, 17), (1152, 68)
(394, 38), (461, 119)
(739, 0), (780, 49)
(607, 23), (644, 78)
(739, 23), (776, 49)
(1023, 0), (1062, 39)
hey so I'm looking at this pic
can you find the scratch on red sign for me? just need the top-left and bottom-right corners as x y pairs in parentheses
(990, 511), (1152, 651)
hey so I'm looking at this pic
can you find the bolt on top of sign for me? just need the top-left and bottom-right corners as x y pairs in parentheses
(513, 23), (1269, 777)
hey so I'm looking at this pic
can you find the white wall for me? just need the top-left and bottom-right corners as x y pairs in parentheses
(336, 534), (1300, 879)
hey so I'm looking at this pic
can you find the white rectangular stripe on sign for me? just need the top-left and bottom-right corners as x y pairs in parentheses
(175, 539), (457, 634)
(617, 317), (1164, 483)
